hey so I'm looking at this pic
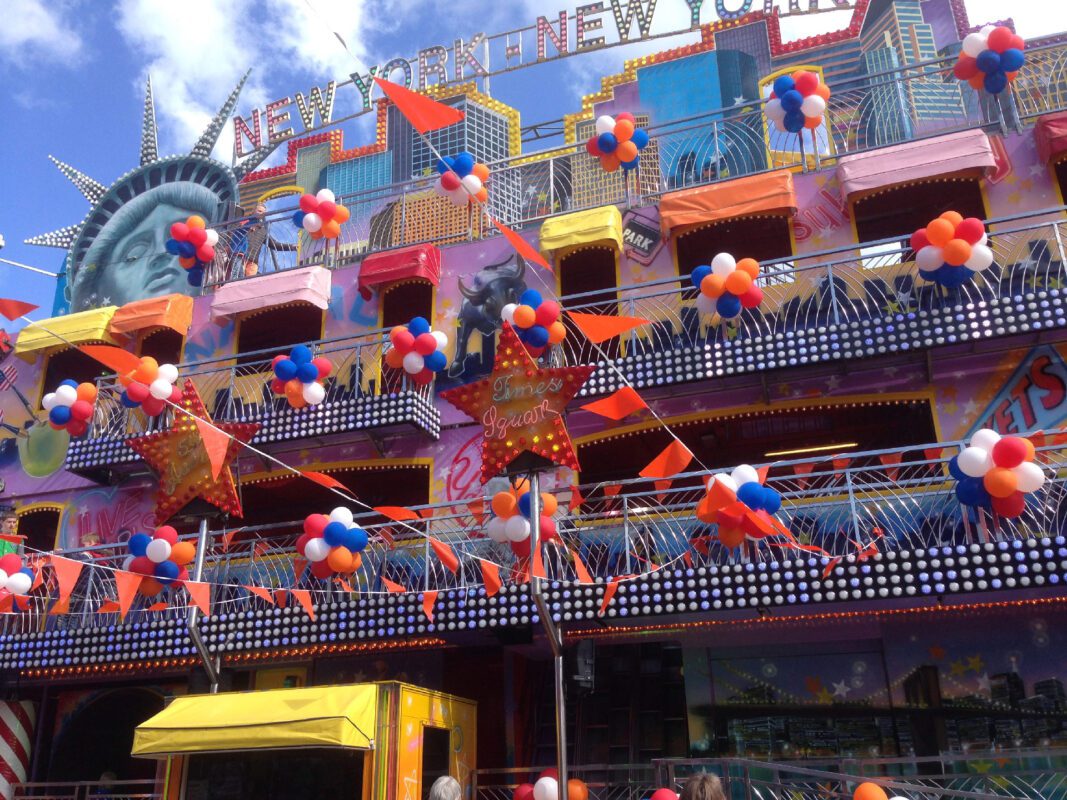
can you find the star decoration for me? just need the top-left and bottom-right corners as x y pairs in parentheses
(831, 679), (851, 698)
(126, 379), (259, 524)
(440, 324), (593, 483)
(950, 659), (968, 676)
(977, 673), (992, 692)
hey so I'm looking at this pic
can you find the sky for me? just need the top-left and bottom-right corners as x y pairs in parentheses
(0, 0), (1061, 328)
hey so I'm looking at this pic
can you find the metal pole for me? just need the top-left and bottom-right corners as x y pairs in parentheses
(528, 470), (567, 797)
(188, 518), (220, 693)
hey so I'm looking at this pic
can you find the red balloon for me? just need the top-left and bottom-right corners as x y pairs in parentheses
(510, 537), (531, 558)
(910, 228), (930, 252)
(992, 491), (1026, 518)
(740, 284), (764, 309)
(170, 222), (189, 241)
(955, 217), (985, 245)
(540, 515), (558, 542)
(187, 227), (207, 247)
(142, 396), (165, 416)
(992, 436), (1029, 469)
(515, 784), (536, 800)
(953, 55), (979, 80)
(304, 513), (329, 537)
(154, 525), (179, 544)
(66, 419), (88, 437)
(535, 301), (560, 327)
(271, 377), (287, 394)
(295, 533), (310, 556)
(987, 26), (1014, 53)
(311, 559), (334, 579)
(49, 421), (64, 431)
(169, 385), (183, 403)
(585, 137), (600, 156)
(1008, 34), (1025, 52)
(539, 769), (559, 781)
(414, 332), (438, 356)
(196, 244), (215, 263)
(793, 70), (820, 95)
(440, 171), (461, 191)
(299, 194), (319, 213)
(176, 567), (189, 584)
(524, 344), (545, 359)
(650, 790), (678, 800)
(311, 356), (332, 378)
(615, 112), (635, 124)
(70, 399), (93, 421)
(0, 554), (22, 575)
(317, 200), (337, 221)
(127, 382), (150, 403)
(130, 556), (155, 575)
(412, 369), (434, 386)
(391, 329), (415, 354)
(272, 355), (286, 369)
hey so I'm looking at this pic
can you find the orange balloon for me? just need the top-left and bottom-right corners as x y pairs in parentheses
(140, 577), (164, 597)
(350, 552), (363, 572)
(476, 188), (488, 203)
(548, 322), (567, 344)
(736, 258), (759, 279)
(600, 153), (620, 173)
(719, 526), (746, 548)
(815, 82), (831, 101)
(541, 493), (558, 516)
(1021, 437), (1036, 461)
(492, 491), (517, 517)
(853, 784), (888, 800)
(513, 305), (536, 328)
(310, 229), (324, 240)
(939, 210), (964, 227)
(76, 382), (98, 403)
(984, 467), (1018, 498)
(568, 780), (589, 800)
(333, 205), (351, 223)
(472, 163), (490, 182)
(513, 477), (530, 495)
(178, 256), (196, 269)
(968, 74), (985, 89)
(616, 140), (638, 163)
(133, 356), (159, 384)
(186, 215), (206, 230)
(327, 546), (354, 573)
(170, 541), (196, 566)
(942, 238), (972, 267)
(925, 218), (955, 247)
(322, 219), (341, 239)
(804, 115), (822, 129)
(701, 273), (726, 298)
(614, 119), (635, 142)
(385, 347), (405, 369)
(725, 270), (753, 295)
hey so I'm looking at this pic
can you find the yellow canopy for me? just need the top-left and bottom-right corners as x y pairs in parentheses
(132, 683), (378, 758)
(540, 206), (623, 258)
(14, 307), (119, 362)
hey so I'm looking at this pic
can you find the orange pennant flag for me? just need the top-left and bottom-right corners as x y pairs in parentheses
(292, 558), (308, 583)
(0, 298), (39, 321)
(301, 470), (349, 492)
(114, 571), (142, 621)
(49, 556), (83, 614)
(244, 585), (275, 605)
(290, 588), (316, 620)
(254, 540), (270, 556)
(466, 500), (486, 525)
(185, 581), (212, 617)
(97, 600), (121, 614)
(654, 479), (672, 503)
(879, 452), (903, 481)
(639, 439), (694, 479)
(373, 77), (465, 133)
(194, 418), (230, 481)
(222, 530), (238, 552)
(422, 590), (438, 622)
(599, 579), (621, 616)
(923, 447), (943, 463)
(568, 486), (584, 512)
(570, 548), (593, 584)
(489, 216), (552, 271)
(146, 601), (170, 612)
(381, 576), (407, 593)
(29, 557), (45, 593)
(568, 311), (649, 344)
(480, 559), (502, 597)
(793, 462), (815, 489)
(377, 527), (395, 548)
(580, 386), (648, 421)
(603, 483), (622, 497)
(77, 344), (143, 376)
(274, 589), (289, 608)
(335, 577), (354, 593)
(429, 538), (460, 574)
(832, 457), (851, 476)
(756, 465), (771, 484)
(375, 506), (420, 522)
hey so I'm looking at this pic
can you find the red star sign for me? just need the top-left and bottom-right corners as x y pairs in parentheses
(441, 324), (593, 483)
(126, 379), (259, 524)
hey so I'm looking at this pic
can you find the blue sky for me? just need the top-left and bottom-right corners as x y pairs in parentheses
(1, 0), (1059, 329)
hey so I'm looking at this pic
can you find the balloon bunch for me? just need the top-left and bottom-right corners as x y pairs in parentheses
(435, 151), (490, 206)
(912, 212), (992, 288)
(586, 113), (649, 173)
(515, 768), (588, 800)
(955, 25), (1026, 95)
(299, 507), (369, 579)
(42, 380), (98, 437)
(0, 553), (35, 597)
(487, 483), (560, 557)
(166, 215), (218, 287)
(293, 189), (350, 240)
(119, 357), (181, 416)
(385, 317), (450, 386)
(696, 463), (782, 548)
(501, 289), (567, 357)
(951, 428), (1045, 518)
(271, 344), (333, 410)
(125, 526), (197, 597)
(691, 253), (762, 319)
(766, 70), (831, 133)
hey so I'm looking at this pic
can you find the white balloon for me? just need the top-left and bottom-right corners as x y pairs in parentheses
(54, 385), (78, 406)
(487, 517), (509, 543)
(434, 180), (450, 197)
(432, 330), (449, 350)
(330, 506), (355, 526)
(731, 464), (760, 487)
(711, 252), (736, 276)
(501, 303), (518, 324)
(402, 352), (425, 375)
(980, 25), (997, 36)
(965, 244), (994, 272)
(302, 382), (326, 405)
(205, 229), (219, 247)
(505, 515), (531, 542)
(978, 232), (988, 247)
(1014, 461), (1046, 493)
(0, 569), (7, 590)
(713, 473), (738, 493)
(449, 186), (470, 206)
(157, 363), (179, 383)
(695, 294), (715, 315)
(42, 392), (57, 411)
(915, 245), (945, 272)
(595, 115), (616, 135)
(303, 212), (323, 233)
(122, 556), (135, 572)
(800, 94), (826, 118)
(461, 174), (482, 195)
(316, 188), (336, 204)
(962, 32), (987, 57)
(149, 378), (173, 400)
(6, 572), (31, 595)
(765, 98), (786, 124)
(534, 778), (558, 800)
(145, 538), (172, 564)
(305, 537), (331, 562)
(958, 446), (992, 477)
(971, 428), (1001, 452)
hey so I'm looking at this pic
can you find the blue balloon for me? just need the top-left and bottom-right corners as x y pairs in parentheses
(165, 238), (181, 255)
(621, 157), (640, 171)
(940, 265), (973, 289)
(526, 325), (549, 348)
(1000, 48), (1024, 72)
(177, 241), (196, 258)
(597, 132), (618, 154)
(289, 344), (313, 364)
(518, 492), (533, 519)
(630, 128), (649, 149)
(984, 70), (1008, 94)
(783, 110), (806, 133)
(436, 156), (455, 175)
(323, 521), (348, 547)
(956, 477), (991, 508)
(948, 456), (966, 481)
(274, 358), (297, 381)
(155, 560), (180, 584)
(737, 481), (764, 509)
(780, 89), (803, 112)
(424, 351), (447, 373)
(976, 49), (1001, 75)
(292, 211), (306, 228)
(120, 391), (139, 409)
(128, 532), (151, 557)
(187, 267), (203, 287)
(519, 289), (543, 307)
(407, 316), (431, 335)
(716, 293), (742, 319)
(17, 567), (34, 579)
(691, 265), (712, 290)
(453, 152), (475, 178)
(762, 486), (782, 515)
(773, 75), (796, 97)
(347, 526), (369, 553)
(296, 362), (319, 383)
(49, 406), (71, 425)
(59, 379), (79, 388)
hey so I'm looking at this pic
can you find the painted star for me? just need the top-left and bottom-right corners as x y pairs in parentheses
(928, 645), (947, 660)
(967, 655), (984, 673)
(440, 324), (593, 483)
(1030, 163), (1047, 177)
(126, 379), (259, 524)
(826, 375), (841, 391)
(950, 659), (968, 676)
(816, 688), (834, 704)
(832, 680), (851, 698)
(977, 673), (992, 692)
(962, 400), (979, 416)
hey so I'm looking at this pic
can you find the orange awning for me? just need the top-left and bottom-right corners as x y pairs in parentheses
(659, 170), (796, 236)
(1036, 111), (1067, 164)
(109, 294), (194, 339)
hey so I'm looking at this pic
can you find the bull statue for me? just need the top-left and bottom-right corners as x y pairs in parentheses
(450, 254), (528, 377)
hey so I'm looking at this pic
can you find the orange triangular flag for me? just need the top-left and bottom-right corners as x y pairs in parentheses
(0, 298), (39, 321)
(222, 530), (238, 552)
(381, 576), (407, 593)
(479, 559), (502, 597)
(373, 77), (464, 132)
(244, 585), (275, 605)
(97, 599), (121, 614)
(290, 588), (316, 620)
(49, 556), (83, 614)
(604, 483), (622, 497)
(418, 507), (435, 519)
(756, 465), (771, 484)
(146, 601), (170, 612)
(336, 577), (355, 593)
(29, 557), (44, 592)
(654, 479), (672, 503)
(599, 579), (621, 616)
(377, 527), (395, 548)
(253, 540), (269, 556)
(568, 486), (584, 512)
(570, 549), (593, 584)
(292, 558), (308, 583)
(639, 439), (694, 479)
(193, 418), (230, 480)
(832, 457), (851, 477)
(422, 590), (438, 622)
(879, 452), (903, 481)
(375, 506), (420, 522)
(489, 216), (553, 271)
(568, 311), (649, 344)
(114, 571), (142, 621)
(793, 462), (815, 488)
(429, 538), (460, 574)
(466, 500), (486, 525)
(185, 581), (212, 617)
(923, 447), (943, 463)
(77, 344), (143, 376)
(580, 386), (648, 421)
(301, 470), (350, 492)
(274, 589), (289, 608)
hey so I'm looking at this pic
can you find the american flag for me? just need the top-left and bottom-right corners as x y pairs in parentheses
(0, 365), (16, 391)
(0, 700), (36, 800)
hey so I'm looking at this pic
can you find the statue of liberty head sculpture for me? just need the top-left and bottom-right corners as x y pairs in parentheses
(26, 73), (277, 312)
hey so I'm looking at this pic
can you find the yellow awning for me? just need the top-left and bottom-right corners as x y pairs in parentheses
(540, 206), (623, 258)
(132, 683), (378, 758)
(14, 307), (119, 362)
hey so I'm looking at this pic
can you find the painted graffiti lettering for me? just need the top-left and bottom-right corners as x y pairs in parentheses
(482, 400), (560, 441)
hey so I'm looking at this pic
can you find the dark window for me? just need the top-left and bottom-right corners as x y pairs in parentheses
(676, 215), (793, 276)
(17, 507), (61, 552)
(560, 247), (619, 360)
(185, 749), (364, 800)
(381, 281), (434, 329)
(853, 177), (987, 245)
(236, 304), (324, 363)
(41, 348), (109, 405)
(1055, 161), (1067, 208)
(138, 328), (184, 366)
(421, 727), (451, 799)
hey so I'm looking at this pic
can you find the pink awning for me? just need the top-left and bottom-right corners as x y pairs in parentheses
(836, 130), (997, 200)
(1036, 112), (1067, 164)
(358, 244), (441, 301)
(210, 266), (332, 324)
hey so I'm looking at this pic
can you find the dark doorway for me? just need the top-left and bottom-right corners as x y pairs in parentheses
(853, 177), (987, 245)
(381, 281), (434, 330)
(421, 727), (451, 799)
(138, 328), (184, 367)
(41, 348), (109, 405)
(560, 247), (618, 360)
(1055, 161), (1067, 208)
(676, 215), (793, 276)
(185, 748), (365, 800)
(236, 304), (324, 363)
(17, 507), (61, 552)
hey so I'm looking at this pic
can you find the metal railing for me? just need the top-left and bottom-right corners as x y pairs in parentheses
(13, 779), (160, 800)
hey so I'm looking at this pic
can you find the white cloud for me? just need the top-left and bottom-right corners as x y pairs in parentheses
(1, 0), (83, 66)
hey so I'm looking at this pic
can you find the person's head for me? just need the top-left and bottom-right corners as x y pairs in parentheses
(80, 531), (101, 548)
(428, 775), (461, 800)
(681, 774), (725, 800)
(1, 513), (17, 535)
(255, 202), (267, 216)
(99, 771), (117, 787)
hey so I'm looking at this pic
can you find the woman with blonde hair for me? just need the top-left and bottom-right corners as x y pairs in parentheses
(680, 773), (726, 800)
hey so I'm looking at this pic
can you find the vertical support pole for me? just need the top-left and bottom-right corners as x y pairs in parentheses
(826, 262), (841, 325)
(188, 518), (220, 693)
(845, 466), (862, 545)
(549, 157), (556, 216)
(622, 495), (632, 574)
